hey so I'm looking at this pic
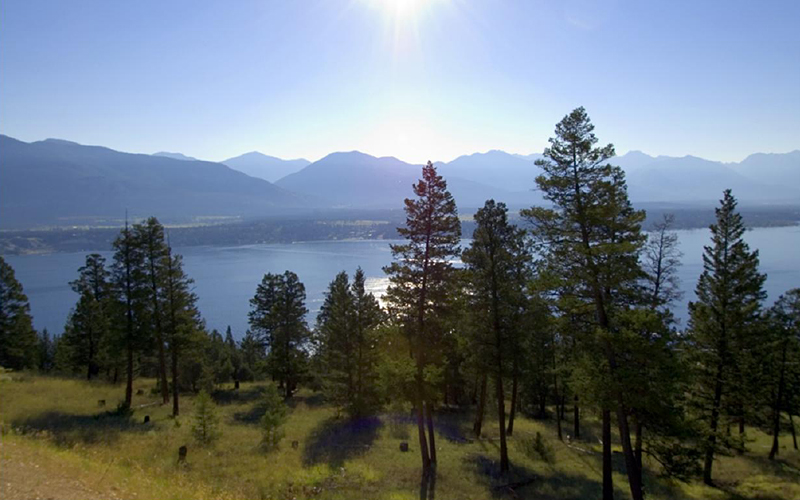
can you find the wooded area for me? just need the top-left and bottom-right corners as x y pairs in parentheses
(2, 109), (798, 500)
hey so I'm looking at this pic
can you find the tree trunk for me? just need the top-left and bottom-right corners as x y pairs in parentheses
(634, 418), (643, 483)
(738, 412), (745, 454)
(573, 395), (580, 439)
(172, 347), (180, 417)
(426, 402), (437, 464)
(790, 412), (798, 450)
(769, 341), (788, 460)
(496, 373), (509, 473)
(507, 368), (518, 436)
(553, 375), (562, 441)
(602, 409), (613, 500)
(125, 344), (134, 406)
(615, 401), (643, 500)
(703, 359), (725, 486)
(417, 400), (431, 472)
(474, 373), (487, 437)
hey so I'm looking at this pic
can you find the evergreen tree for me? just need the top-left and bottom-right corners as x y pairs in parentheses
(0, 256), (38, 370)
(163, 245), (203, 416)
(240, 329), (266, 381)
(383, 161), (461, 472)
(192, 390), (220, 445)
(765, 289), (799, 460)
(686, 189), (766, 485)
(134, 217), (170, 404)
(111, 219), (148, 406)
(316, 268), (383, 417)
(61, 254), (112, 379)
(462, 200), (530, 472)
(632, 213), (685, 481)
(249, 271), (310, 398)
(260, 384), (288, 449)
(522, 107), (647, 500)
(37, 328), (55, 372)
(224, 326), (243, 384)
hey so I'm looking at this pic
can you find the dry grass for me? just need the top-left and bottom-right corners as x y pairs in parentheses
(1, 374), (798, 500)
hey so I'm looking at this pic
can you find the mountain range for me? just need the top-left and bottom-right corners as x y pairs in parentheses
(0, 135), (311, 229)
(0, 134), (797, 229)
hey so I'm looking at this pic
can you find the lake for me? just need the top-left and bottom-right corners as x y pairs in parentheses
(5, 226), (800, 339)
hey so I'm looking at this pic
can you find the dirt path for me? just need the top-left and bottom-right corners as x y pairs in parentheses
(0, 439), (129, 500)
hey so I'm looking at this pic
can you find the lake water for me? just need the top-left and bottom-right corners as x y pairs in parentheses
(5, 226), (800, 339)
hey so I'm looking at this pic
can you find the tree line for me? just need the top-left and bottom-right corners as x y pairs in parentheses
(1, 108), (798, 499)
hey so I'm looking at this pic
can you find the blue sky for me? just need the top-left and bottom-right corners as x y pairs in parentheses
(1, 0), (798, 164)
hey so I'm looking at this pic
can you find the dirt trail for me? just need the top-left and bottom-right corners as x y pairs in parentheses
(0, 439), (129, 500)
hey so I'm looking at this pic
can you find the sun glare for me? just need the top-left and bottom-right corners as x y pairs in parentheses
(387, 0), (424, 18)
(366, 0), (434, 20)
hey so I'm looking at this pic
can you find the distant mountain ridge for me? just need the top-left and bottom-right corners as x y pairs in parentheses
(153, 151), (199, 162)
(275, 150), (544, 209)
(0, 135), (313, 229)
(1, 133), (797, 229)
(223, 152), (310, 183)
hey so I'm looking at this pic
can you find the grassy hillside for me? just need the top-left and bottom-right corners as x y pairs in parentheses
(1, 374), (798, 500)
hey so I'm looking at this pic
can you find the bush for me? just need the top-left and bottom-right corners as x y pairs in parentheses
(519, 431), (555, 464)
(192, 391), (219, 445)
(260, 384), (287, 449)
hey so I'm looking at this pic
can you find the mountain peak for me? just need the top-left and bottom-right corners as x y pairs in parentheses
(153, 151), (199, 162)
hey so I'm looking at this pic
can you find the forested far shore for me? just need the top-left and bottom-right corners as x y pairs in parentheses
(1, 203), (799, 256)
(2, 108), (799, 500)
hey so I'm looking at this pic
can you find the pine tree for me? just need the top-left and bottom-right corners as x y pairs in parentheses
(316, 271), (355, 410)
(62, 254), (112, 379)
(765, 289), (799, 460)
(192, 390), (220, 445)
(260, 384), (288, 449)
(224, 326), (243, 385)
(163, 245), (203, 416)
(522, 107), (647, 500)
(111, 219), (148, 406)
(249, 271), (310, 398)
(462, 200), (530, 473)
(316, 268), (383, 417)
(350, 268), (384, 415)
(687, 189), (766, 485)
(383, 161), (461, 472)
(134, 217), (170, 404)
(0, 256), (38, 370)
(240, 329), (266, 381)
(37, 328), (55, 372)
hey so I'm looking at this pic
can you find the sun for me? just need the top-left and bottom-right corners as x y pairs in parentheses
(365, 0), (431, 20)
(387, 0), (425, 19)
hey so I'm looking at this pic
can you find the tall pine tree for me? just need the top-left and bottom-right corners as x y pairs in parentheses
(383, 161), (461, 472)
(249, 271), (310, 398)
(462, 200), (530, 473)
(687, 189), (766, 485)
(522, 107), (647, 500)
(0, 256), (37, 370)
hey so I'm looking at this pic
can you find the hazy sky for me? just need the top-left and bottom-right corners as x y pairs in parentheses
(1, 0), (798, 164)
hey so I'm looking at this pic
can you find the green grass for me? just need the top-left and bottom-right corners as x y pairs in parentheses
(2, 374), (799, 500)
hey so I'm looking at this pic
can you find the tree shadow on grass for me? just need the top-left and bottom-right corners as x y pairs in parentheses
(466, 452), (618, 500)
(302, 416), (382, 468)
(287, 391), (326, 409)
(232, 400), (268, 425)
(211, 386), (264, 406)
(386, 407), (473, 444)
(12, 409), (148, 447)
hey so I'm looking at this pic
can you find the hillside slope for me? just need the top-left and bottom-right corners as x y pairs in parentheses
(0, 135), (313, 228)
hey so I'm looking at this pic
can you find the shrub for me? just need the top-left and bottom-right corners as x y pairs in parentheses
(260, 384), (287, 449)
(519, 431), (555, 464)
(192, 391), (219, 445)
